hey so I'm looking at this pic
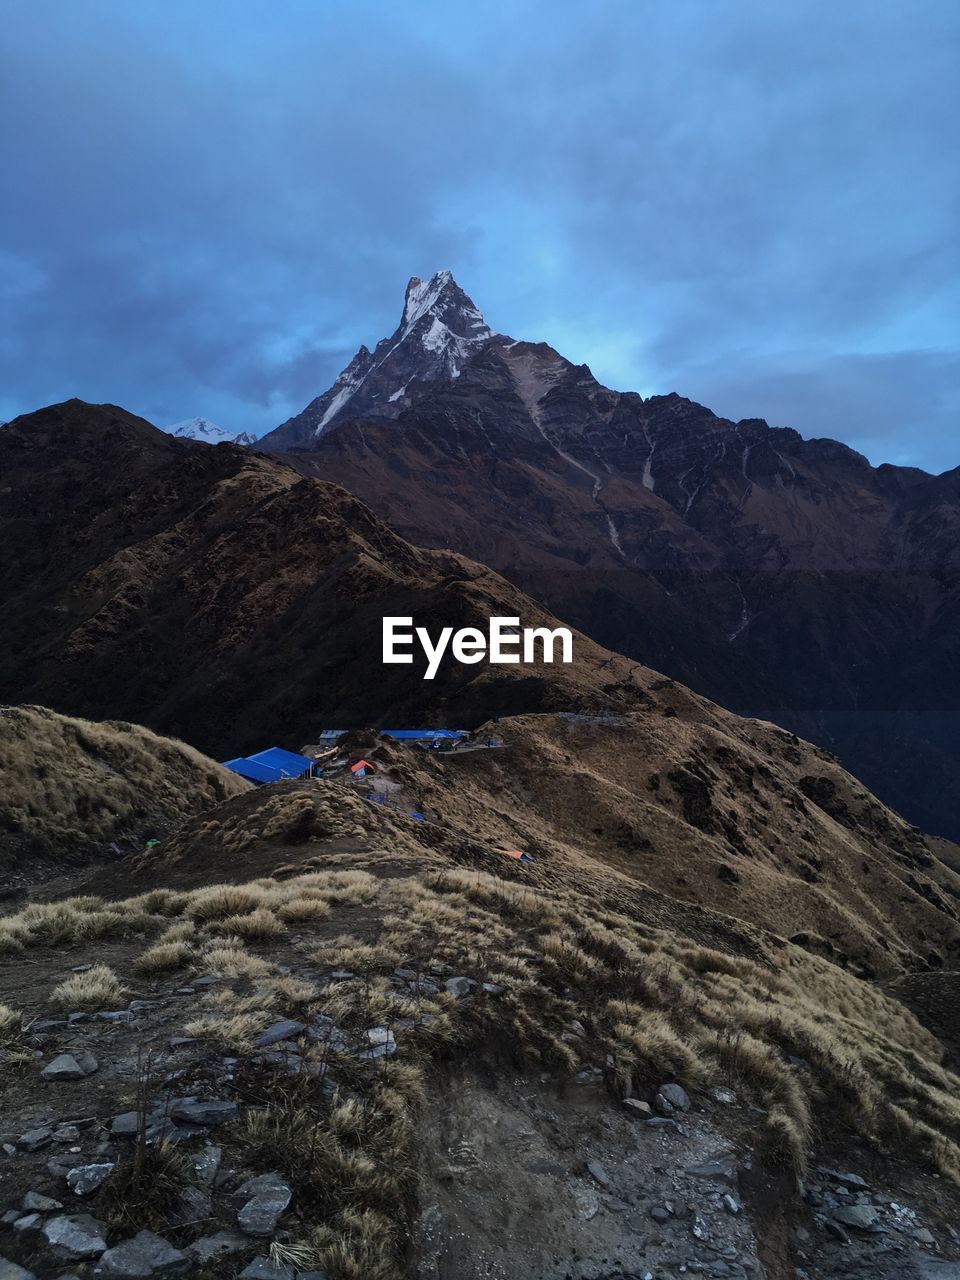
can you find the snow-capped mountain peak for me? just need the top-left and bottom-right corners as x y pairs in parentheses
(260, 271), (499, 449)
(164, 417), (257, 446)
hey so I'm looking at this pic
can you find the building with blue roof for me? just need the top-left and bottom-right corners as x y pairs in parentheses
(221, 746), (315, 786)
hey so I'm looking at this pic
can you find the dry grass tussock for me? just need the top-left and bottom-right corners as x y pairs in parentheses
(50, 963), (125, 1009)
(0, 704), (248, 874)
(2, 860), (959, 1277)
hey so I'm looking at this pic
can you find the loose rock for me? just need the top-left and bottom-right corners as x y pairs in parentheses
(622, 1099), (653, 1119)
(93, 1230), (190, 1277)
(239, 1260), (295, 1280)
(653, 1082), (690, 1114)
(253, 1021), (306, 1049)
(18, 1127), (53, 1153)
(23, 1192), (63, 1212)
(0, 1261), (37, 1280)
(832, 1204), (879, 1230)
(236, 1173), (292, 1237)
(187, 1232), (248, 1264)
(41, 1053), (98, 1082)
(67, 1164), (115, 1196)
(42, 1214), (108, 1260)
(169, 1100), (238, 1126)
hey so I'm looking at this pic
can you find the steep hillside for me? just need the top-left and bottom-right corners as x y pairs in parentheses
(0, 400), (646, 759)
(271, 274), (960, 839)
(1, 736), (958, 1280)
(0, 705), (247, 884)
(118, 703), (960, 980)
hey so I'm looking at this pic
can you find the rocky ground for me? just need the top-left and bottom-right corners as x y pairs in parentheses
(2, 942), (959, 1280)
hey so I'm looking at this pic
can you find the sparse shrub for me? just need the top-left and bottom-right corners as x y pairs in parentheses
(202, 944), (272, 980)
(134, 940), (192, 974)
(278, 897), (331, 922)
(50, 963), (124, 1009)
(0, 1002), (20, 1043)
(212, 907), (286, 941)
(186, 884), (267, 922)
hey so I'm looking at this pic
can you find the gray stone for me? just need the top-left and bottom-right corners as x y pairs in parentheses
(833, 1204), (879, 1230)
(622, 1098), (653, 1119)
(444, 976), (472, 998)
(13, 1214), (43, 1235)
(53, 1126), (81, 1144)
(93, 1230), (190, 1277)
(67, 1163), (114, 1196)
(43, 1213), (108, 1260)
(18, 1127), (53, 1152)
(253, 1021), (306, 1049)
(190, 1144), (223, 1186)
(572, 1187), (599, 1221)
(481, 983), (504, 997)
(239, 1260), (295, 1280)
(42, 1052), (98, 1082)
(170, 1184), (211, 1226)
(71, 965), (93, 974)
(708, 1086), (738, 1105)
(914, 1228), (936, 1245)
(167, 1037), (195, 1050)
(192, 976), (219, 987)
(654, 1082), (690, 1114)
(365, 1026), (395, 1047)
(586, 1160), (610, 1187)
(360, 1039), (399, 1059)
(645, 1117), (682, 1132)
(295, 1273), (329, 1280)
(23, 1191), (63, 1211)
(692, 1213), (710, 1240)
(111, 1112), (143, 1137)
(0, 1260), (37, 1280)
(723, 1193), (741, 1214)
(650, 1205), (671, 1223)
(169, 1099), (238, 1126)
(818, 1168), (869, 1189)
(237, 1173), (292, 1237)
(96, 1011), (133, 1024)
(187, 1232), (248, 1263)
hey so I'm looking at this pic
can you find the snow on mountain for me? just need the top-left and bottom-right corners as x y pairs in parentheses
(260, 270), (499, 450)
(165, 417), (257, 446)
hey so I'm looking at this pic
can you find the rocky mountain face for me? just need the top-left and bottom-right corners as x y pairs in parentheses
(268, 276), (960, 839)
(260, 270), (495, 449)
(165, 416), (258, 446)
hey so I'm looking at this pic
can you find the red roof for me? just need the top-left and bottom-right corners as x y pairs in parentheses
(351, 759), (375, 773)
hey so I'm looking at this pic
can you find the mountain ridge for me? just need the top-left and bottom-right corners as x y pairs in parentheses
(263, 274), (960, 839)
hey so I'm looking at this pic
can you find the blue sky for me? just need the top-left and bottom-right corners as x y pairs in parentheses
(2, 0), (957, 471)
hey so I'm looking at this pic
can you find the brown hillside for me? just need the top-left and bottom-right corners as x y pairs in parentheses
(0, 400), (649, 759)
(0, 705), (248, 884)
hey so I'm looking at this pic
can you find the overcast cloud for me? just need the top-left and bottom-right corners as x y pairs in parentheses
(1, 0), (957, 470)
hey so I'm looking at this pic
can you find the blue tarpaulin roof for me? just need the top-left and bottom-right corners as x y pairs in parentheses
(222, 757), (285, 784)
(247, 747), (315, 777)
(380, 729), (468, 741)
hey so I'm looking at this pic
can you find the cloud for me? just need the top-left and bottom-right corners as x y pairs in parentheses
(0, 0), (956, 469)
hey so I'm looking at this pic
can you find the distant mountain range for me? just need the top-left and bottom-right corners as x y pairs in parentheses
(165, 416), (258, 446)
(261, 271), (960, 840)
